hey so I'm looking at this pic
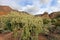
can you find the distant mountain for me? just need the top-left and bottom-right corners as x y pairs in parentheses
(49, 12), (60, 19)
(35, 12), (50, 19)
(0, 5), (60, 18)
(35, 12), (60, 19)
(0, 6), (13, 15)
(0, 6), (30, 15)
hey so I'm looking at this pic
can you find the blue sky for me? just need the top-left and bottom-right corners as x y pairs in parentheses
(0, 0), (60, 15)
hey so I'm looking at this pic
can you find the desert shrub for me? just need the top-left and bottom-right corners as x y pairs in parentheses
(43, 19), (50, 24)
(51, 19), (57, 25)
(20, 16), (43, 40)
(42, 18), (52, 34)
(55, 18), (60, 26)
(0, 11), (43, 40)
(53, 14), (60, 26)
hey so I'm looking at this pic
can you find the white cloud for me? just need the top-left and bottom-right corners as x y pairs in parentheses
(57, 0), (60, 3)
(0, 0), (60, 15)
(21, 0), (53, 14)
(21, 5), (40, 14)
(49, 6), (60, 13)
(40, 0), (50, 4)
(0, 0), (22, 10)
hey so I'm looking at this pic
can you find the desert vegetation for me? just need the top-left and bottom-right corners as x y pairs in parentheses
(0, 11), (44, 40)
(0, 11), (60, 40)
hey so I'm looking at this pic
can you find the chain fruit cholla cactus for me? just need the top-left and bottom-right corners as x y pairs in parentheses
(0, 11), (43, 40)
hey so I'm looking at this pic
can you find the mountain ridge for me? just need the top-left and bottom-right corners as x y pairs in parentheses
(0, 6), (30, 15)
(0, 5), (60, 19)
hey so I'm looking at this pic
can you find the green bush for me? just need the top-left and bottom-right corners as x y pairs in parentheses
(0, 11), (43, 40)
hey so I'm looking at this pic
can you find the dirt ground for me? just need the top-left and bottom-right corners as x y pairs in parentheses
(0, 33), (48, 40)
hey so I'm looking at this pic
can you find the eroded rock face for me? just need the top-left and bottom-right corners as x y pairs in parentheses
(49, 12), (60, 19)
(0, 6), (12, 15)
(49, 13), (56, 19)
(41, 12), (50, 19)
(35, 12), (60, 19)
(0, 6), (30, 15)
(35, 12), (50, 19)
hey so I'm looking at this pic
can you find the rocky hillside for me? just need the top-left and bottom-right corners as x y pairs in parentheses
(49, 12), (60, 19)
(0, 6), (60, 18)
(35, 12), (50, 19)
(0, 6), (13, 15)
(35, 12), (60, 19)
(0, 6), (29, 15)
